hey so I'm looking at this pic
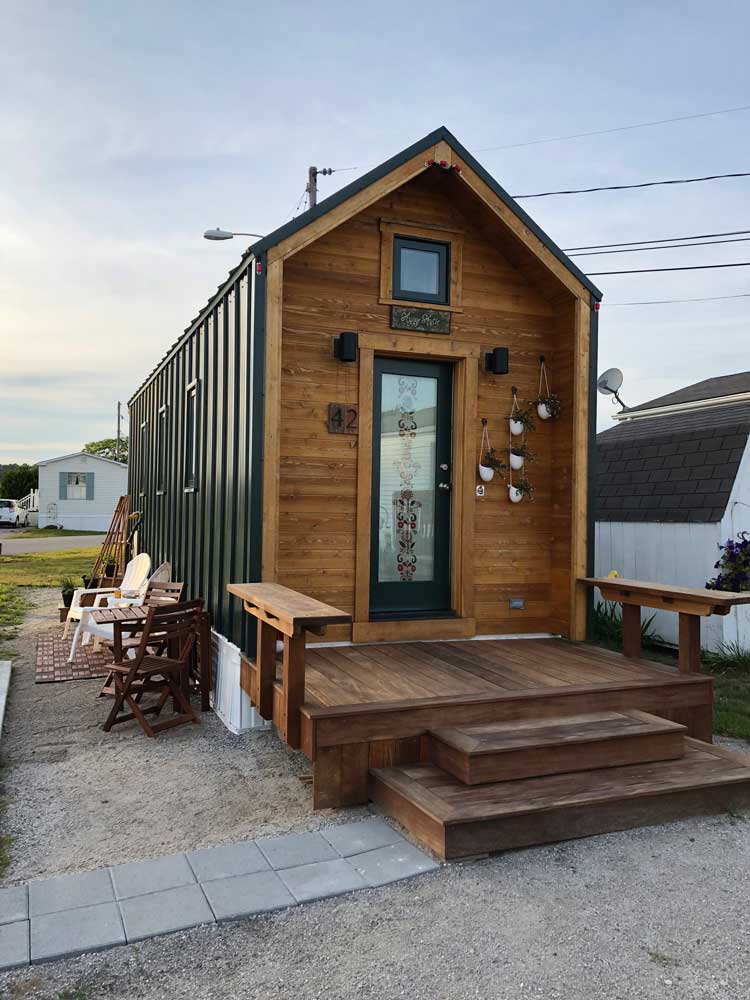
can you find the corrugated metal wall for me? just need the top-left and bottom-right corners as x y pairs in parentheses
(128, 258), (259, 651)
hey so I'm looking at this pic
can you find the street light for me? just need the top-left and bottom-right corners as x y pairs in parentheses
(203, 228), (264, 241)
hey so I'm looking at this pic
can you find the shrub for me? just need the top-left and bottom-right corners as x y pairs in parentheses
(591, 599), (662, 648)
(706, 532), (750, 591)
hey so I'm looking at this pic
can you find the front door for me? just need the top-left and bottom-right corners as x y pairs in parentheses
(370, 357), (453, 617)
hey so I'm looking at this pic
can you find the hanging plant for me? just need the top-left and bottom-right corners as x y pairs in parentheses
(509, 442), (535, 471)
(509, 388), (536, 436)
(478, 419), (506, 482)
(535, 356), (561, 420)
(508, 477), (535, 503)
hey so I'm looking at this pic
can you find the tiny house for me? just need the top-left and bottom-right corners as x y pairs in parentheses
(128, 128), (750, 857)
(38, 451), (127, 531)
(128, 126), (601, 651)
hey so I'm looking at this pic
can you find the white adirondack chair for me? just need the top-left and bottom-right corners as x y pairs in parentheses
(83, 562), (173, 654)
(64, 553), (151, 663)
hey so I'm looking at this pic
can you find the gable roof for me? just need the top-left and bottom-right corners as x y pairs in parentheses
(248, 126), (602, 299)
(621, 371), (750, 415)
(596, 400), (750, 523)
(37, 451), (127, 469)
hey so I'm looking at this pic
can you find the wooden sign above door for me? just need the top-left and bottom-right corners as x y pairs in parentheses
(390, 305), (451, 335)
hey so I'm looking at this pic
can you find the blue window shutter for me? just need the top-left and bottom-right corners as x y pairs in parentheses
(59, 472), (67, 500)
(85, 473), (95, 500)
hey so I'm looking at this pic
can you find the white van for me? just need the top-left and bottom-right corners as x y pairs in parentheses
(0, 499), (29, 527)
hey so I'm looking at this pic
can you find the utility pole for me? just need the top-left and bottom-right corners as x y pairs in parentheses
(306, 166), (333, 208)
(116, 401), (122, 462)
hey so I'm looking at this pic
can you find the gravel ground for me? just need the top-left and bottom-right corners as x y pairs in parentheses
(0, 589), (367, 884)
(2, 815), (750, 999)
(2, 590), (750, 998)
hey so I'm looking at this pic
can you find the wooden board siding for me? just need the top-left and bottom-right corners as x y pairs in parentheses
(275, 168), (588, 639)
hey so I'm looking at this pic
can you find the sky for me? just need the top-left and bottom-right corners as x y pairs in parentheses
(1, 0), (749, 463)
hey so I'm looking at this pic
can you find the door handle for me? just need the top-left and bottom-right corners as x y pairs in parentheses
(438, 482), (452, 492)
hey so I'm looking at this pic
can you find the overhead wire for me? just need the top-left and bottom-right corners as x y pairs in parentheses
(569, 236), (750, 257)
(563, 228), (750, 251)
(514, 171), (750, 199)
(587, 261), (750, 276)
(606, 293), (750, 306)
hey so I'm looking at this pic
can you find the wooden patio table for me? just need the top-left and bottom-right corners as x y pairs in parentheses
(89, 605), (212, 710)
(581, 577), (750, 674)
(227, 582), (351, 749)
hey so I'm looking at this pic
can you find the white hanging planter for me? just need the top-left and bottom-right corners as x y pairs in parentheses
(509, 417), (524, 436)
(508, 485), (524, 503)
(478, 463), (495, 482)
(509, 452), (524, 471)
(537, 402), (552, 421)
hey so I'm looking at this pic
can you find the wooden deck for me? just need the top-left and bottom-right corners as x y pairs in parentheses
(230, 584), (750, 859)
(303, 638), (698, 708)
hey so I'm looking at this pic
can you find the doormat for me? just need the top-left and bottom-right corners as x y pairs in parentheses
(36, 634), (112, 683)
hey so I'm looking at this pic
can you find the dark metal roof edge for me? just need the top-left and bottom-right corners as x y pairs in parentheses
(128, 253), (256, 405)
(248, 125), (603, 300)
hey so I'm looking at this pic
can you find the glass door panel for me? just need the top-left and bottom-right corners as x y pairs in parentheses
(370, 358), (452, 616)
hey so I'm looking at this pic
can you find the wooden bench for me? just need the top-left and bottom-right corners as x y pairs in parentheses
(581, 577), (750, 673)
(226, 583), (351, 749)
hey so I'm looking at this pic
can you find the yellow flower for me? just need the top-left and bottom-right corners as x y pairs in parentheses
(607, 570), (620, 578)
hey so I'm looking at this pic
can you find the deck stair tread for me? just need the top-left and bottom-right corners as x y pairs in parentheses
(372, 740), (750, 826)
(427, 710), (687, 785)
(430, 710), (683, 753)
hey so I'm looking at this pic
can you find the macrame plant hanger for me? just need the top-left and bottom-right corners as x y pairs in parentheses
(538, 355), (550, 400)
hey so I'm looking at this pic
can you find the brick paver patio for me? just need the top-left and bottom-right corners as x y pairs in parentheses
(35, 634), (112, 684)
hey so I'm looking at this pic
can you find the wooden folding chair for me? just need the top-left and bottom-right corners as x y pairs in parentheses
(102, 601), (203, 738)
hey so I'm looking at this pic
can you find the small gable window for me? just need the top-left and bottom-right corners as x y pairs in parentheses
(392, 236), (449, 305)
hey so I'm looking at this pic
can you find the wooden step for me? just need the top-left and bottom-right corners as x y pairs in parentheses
(427, 710), (686, 785)
(370, 739), (750, 860)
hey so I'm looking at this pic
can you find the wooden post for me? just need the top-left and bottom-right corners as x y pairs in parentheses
(256, 618), (277, 720)
(621, 603), (641, 659)
(280, 632), (306, 749)
(678, 613), (702, 674)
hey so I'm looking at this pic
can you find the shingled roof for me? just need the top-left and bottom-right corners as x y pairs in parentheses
(621, 370), (750, 414)
(596, 385), (750, 523)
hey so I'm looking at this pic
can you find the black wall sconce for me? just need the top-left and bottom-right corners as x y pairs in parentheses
(485, 346), (509, 375)
(333, 331), (358, 362)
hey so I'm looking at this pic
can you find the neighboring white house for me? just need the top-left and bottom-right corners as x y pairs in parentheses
(37, 452), (127, 532)
(595, 372), (750, 651)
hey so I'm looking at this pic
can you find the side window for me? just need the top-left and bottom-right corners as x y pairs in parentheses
(139, 420), (148, 496)
(157, 405), (168, 495)
(184, 381), (198, 491)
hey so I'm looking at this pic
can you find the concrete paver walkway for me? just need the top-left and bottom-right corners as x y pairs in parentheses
(0, 818), (438, 969)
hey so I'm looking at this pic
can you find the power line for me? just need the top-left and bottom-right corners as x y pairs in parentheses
(515, 171), (750, 199)
(330, 104), (750, 174)
(475, 105), (750, 152)
(570, 236), (750, 257)
(587, 261), (750, 276)
(607, 292), (750, 306)
(563, 227), (750, 251)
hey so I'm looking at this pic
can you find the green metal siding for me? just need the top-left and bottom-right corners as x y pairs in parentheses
(128, 259), (261, 651)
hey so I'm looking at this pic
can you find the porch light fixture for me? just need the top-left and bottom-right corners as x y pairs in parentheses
(333, 331), (358, 362)
(203, 228), (264, 241)
(485, 347), (509, 375)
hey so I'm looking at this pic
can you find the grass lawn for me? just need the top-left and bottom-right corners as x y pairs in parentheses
(15, 527), (105, 538)
(0, 582), (32, 656)
(0, 547), (100, 587)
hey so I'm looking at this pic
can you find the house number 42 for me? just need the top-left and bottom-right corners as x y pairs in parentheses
(327, 403), (359, 434)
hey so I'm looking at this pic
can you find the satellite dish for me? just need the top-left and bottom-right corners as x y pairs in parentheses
(597, 368), (623, 396)
(596, 368), (627, 408)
